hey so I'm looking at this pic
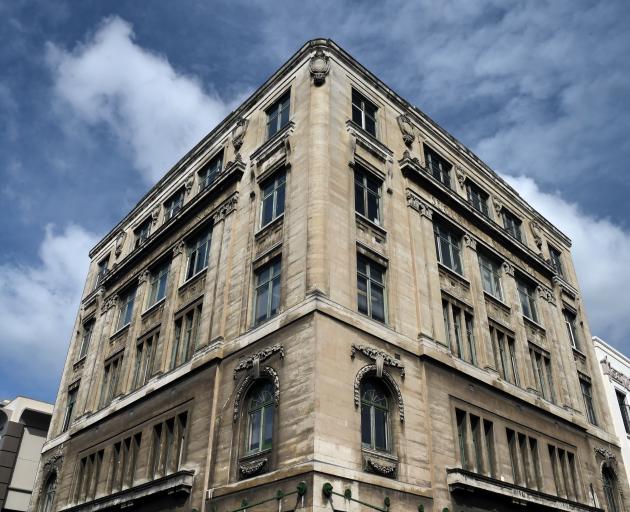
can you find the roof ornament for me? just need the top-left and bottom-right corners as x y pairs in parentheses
(396, 114), (415, 147)
(309, 49), (330, 86)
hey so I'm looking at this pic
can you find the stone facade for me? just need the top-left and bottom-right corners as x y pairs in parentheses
(31, 39), (628, 512)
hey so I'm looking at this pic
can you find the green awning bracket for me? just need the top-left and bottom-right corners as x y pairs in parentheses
(224, 481), (307, 512)
(322, 482), (390, 511)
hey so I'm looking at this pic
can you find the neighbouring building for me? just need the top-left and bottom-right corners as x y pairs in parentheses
(31, 39), (629, 512)
(0, 397), (53, 512)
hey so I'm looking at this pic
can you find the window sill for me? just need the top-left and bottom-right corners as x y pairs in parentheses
(178, 267), (207, 291)
(346, 120), (393, 162)
(437, 262), (470, 287)
(572, 346), (587, 361)
(483, 290), (511, 312)
(110, 323), (130, 342)
(255, 213), (284, 239)
(355, 213), (387, 238)
(142, 297), (166, 317)
(251, 120), (295, 169)
(73, 355), (87, 371)
(523, 315), (545, 333)
(361, 448), (398, 478)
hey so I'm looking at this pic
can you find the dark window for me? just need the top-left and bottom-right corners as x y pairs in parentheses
(134, 218), (151, 249)
(424, 146), (452, 188)
(549, 246), (564, 278)
(254, 258), (281, 324)
(484, 420), (496, 477)
(198, 151), (223, 190)
(94, 257), (109, 290)
(354, 167), (382, 225)
(149, 412), (187, 479)
(100, 354), (123, 407)
(434, 222), (462, 274)
(171, 303), (202, 368)
(357, 254), (386, 323)
(517, 278), (538, 323)
(470, 414), (483, 473)
(455, 409), (468, 469)
(266, 91), (290, 139)
(478, 253), (503, 300)
(616, 390), (630, 434)
(117, 287), (136, 330)
(442, 299), (476, 365)
(490, 325), (519, 386)
(78, 320), (94, 359)
(603, 466), (621, 512)
(352, 89), (377, 137)
(40, 474), (57, 512)
(62, 383), (79, 432)
(133, 332), (158, 389)
(501, 209), (522, 241)
(361, 379), (390, 452)
(245, 381), (275, 455)
(506, 428), (519, 484)
(164, 188), (184, 221)
(185, 227), (212, 280)
(564, 309), (580, 350)
(147, 261), (170, 307)
(529, 345), (555, 402)
(466, 180), (489, 216)
(580, 378), (597, 425)
(260, 172), (286, 228)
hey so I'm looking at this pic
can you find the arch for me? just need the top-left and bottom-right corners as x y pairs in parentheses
(602, 462), (622, 512)
(39, 472), (57, 512)
(354, 365), (404, 422)
(233, 366), (279, 422)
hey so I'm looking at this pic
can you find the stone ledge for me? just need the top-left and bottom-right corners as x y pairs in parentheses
(446, 468), (601, 512)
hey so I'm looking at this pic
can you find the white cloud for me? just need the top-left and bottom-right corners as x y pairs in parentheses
(0, 225), (98, 392)
(46, 16), (230, 183)
(504, 175), (630, 350)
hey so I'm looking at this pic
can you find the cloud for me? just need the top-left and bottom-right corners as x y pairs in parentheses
(46, 16), (230, 183)
(0, 224), (98, 400)
(504, 175), (630, 349)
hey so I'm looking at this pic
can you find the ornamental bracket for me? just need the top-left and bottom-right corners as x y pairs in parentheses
(351, 344), (405, 378)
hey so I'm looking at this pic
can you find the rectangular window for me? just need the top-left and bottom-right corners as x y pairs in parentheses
(470, 414), (483, 473)
(357, 254), (386, 323)
(62, 382), (79, 432)
(424, 145), (452, 188)
(549, 246), (564, 277)
(185, 227), (212, 281)
(125, 433), (141, 488)
(616, 390), (630, 434)
(100, 354), (123, 407)
(564, 309), (580, 350)
(351, 89), (377, 137)
(490, 325), (519, 386)
(171, 303), (202, 369)
(78, 319), (94, 359)
(94, 256), (109, 290)
(529, 345), (555, 402)
(133, 332), (158, 389)
(478, 253), (503, 300)
(74, 449), (103, 503)
(580, 378), (597, 425)
(147, 260), (170, 307)
(354, 167), (382, 225)
(149, 412), (187, 479)
(117, 287), (136, 331)
(133, 218), (152, 249)
(518, 433), (532, 487)
(466, 180), (489, 216)
(484, 420), (496, 477)
(163, 188), (185, 221)
(455, 409), (468, 469)
(266, 91), (290, 139)
(506, 428), (519, 484)
(254, 258), (282, 325)
(198, 151), (223, 190)
(501, 209), (523, 242)
(260, 172), (286, 228)
(434, 222), (462, 274)
(517, 278), (539, 323)
(442, 299), (476, 364)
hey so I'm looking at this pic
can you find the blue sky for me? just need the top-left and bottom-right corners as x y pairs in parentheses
(1, 0), (629, 403)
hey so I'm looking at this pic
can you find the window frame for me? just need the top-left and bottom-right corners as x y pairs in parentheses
(616, 389), (630, 434)
(351, 88), (378, 137)
(146, 260), (170, 309)
(185, 226), (212, 282)
(465, 180), (490, 216)
(99, 352), (124, 408)
(78, 319), (94, 360)
(580, 377), (597, 425)
(434, 221), (463, 274)
(116, 287), (136, 331)
(516, 278), (539, 323)
(198, 150), (224, 191)
(62, 382), (79, 433)
(163, 188), (185, 222)
(501, 208), (523, 242)
(490, 325), (520, 386)
(253, 257), (282, 325)
(265, 91), (291, 140)
(132, 331), (158, 389)
(424, 145), (452, 188)
(259, 171), (286, 228)
(563, 309), (580, 350)
(548, 245), (564, 278)
(354, 165), (383, 226)
(170, 301), (202, 369)
(360, 378), (391, 453)
(133, 218), (152, 249)
(244, 380), (275, 456)
(478, 252), (503, 301)
(94, 256), (109, 291)
(357, 253), (387, 323)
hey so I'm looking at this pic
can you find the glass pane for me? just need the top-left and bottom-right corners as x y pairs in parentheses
(196, 241), (208, 273)
(280, 104), (289, 129)
(374, 408), (387, 451)
(355, 181), (365, 216)
(261, 195), (273, 226)
(262, 406), (274, 449)
(361, 404), (371, 445)
(271, 276), (281, 316)
(365, 116), (376, 136)
(275, 181), (286, 217)
(440, 237), (452, 268)
(255, 285), (268, 323)
(352, 104), (362, 126)
(367, 192), (379, 223)
(249, 410), (261, 452)
(357, 277), (368, 314)
(371, 284), (385, 322)
(370, 264), (384, 284)
(357, 256), (367, 275)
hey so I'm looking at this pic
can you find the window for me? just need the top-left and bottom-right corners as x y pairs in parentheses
(549, 246), (564, 278)
(484, 420), (496, 477)
(133, 218), (151, 249)
(116, 287), (136, 331)
(442, 299), (476, 364)
(616, 390), (630, 434)
(147, 261), (170, 307)
(351, 89), (377, 137)
(254, 258), (281, 325)
(163, 188), (184, 221)
(603, 466), (621, 512)
(529, 345), (555, 402)
(74, 450), (103, 503)
(245, 381), (275, 455)
(99, 354), (123, 407)
(506, 429), (519, 483)
(170, 303), (202, 368)
(198, 151), (223, 190)
(501, 209), (523, 242)
(94, 257), (109, 290)
(517, 278), (538, 323)
(109, 434), (141, 493)
(354, 167), (382, 225)
(361, 379), (390, 452)
(466, 180), (489, 216)
(185, 227), (212, 281)
(62, 382), (79, 432)
(424, 145), (452, 188)
(78, 320), (94, 360)
(266, 91), (290, 139)
(357, 254), (386, 323)
(580, 378), (597, 425)
(39, 473), (57, 512)
(434, 222), (462, 274)
(260, 172), (286, 228)
(563, 309), (580, 350)
(149, 412), (187, 479)
(455, 409), (468, 469)
(490, 325), (519, 385)
(133, 332), (158, 389)
(470, 415), (483, 473)
(478, 253), (503, 300)
(455, 409), (495, 477)
(549, 445), (579, 500)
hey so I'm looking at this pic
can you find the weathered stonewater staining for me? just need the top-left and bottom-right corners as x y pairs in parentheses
(31, 40), (628, 512)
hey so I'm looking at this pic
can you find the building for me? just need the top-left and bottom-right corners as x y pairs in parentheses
(0, 397), (53, 512)
(31, 39), (629, 512)
(593, 337), (630, 488)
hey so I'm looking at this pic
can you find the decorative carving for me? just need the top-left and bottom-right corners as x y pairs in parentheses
(463, 233), (477, 250)
(354, 365), (404, 422)
(529, 219), (543, 250)
(406, 190), (433, 219)
(594, 447), (617, 465)
(365, 456), (397, 477)
(172, 240), (186, 256)
(493, 197), (504, 215)
(396, 114), (415, 146)
(114, 231), (126, 257)
(101, 294), (118, 314)
(308, 49), (330, 86)
(239, 457), (268, 477)
(234, 345), (284, 379)
(151, 206), (160, 225)
(42, 452), (63, 476)
(401, 149), (421, 167)
(212, 193), (239, 223)
(502, 261), (515, 277)
(537, 285), (556, 306)
(351, 344), (405, 377)
(138, 269), (151, 284)
(233, 366), (280, 422)
(601, 356), (630, 392)
(231, 117), (249, 152)
(184, 174), (194, 195)
(455, 165), (466, 187)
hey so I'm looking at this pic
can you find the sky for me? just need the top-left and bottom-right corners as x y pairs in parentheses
(1, 0), (629, 404)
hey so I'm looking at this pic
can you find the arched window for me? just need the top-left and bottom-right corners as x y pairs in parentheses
(602, 466), (620, 512)
(361, 378), (390, 452)
(40, 473), (57, 512)
(245, 381), (274, 455)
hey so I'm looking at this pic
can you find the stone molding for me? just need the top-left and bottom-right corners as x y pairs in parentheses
(537, 284), (557, 306)
(350, 344), (405, 377)
(353, 365), (404, 422)
(346, 120), (393, 163)
(233, 344), (284, 379)
(239, 457), (268, 477)
(455, 165), (466, 187)
(406, 190), (433, 219)
(529, 219), (544, 250)
(172, 240), (186, 256)
(463, 233), (477, 250)
(138, 269), (151, 285)
(502, 261), (515, 277)
(308, 49), (330, 85)
(114, 230), (126, 257)
(600, 356), (630, 392)
(212, 193), (239, 223)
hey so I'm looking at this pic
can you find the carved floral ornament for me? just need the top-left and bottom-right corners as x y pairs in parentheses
(396, 114), (415, 146)
(350, 344), (405, 377)
(594, 447), (618, 474)
(42, 452), (63, 477)
(529, 219), (543, 249)
(233, 366), (280, 422)
(233, 344), (284, 379)
(308, 49), (330, 86)
(212, 193), (239, 223)
(231, 117), (249, 152)
(406, 190), (433, 219)
(455, 165), (466, 187)
(365, 456), (397, 477)
(537, 284), (557, 306)
(239, 457), (268, 477)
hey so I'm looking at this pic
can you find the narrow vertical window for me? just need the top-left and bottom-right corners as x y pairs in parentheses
(149, 423), (163, 479)
(470, 415), (483, 473)
(62, 382), (79, 432)
(518, 433), (531, 487)
(78, 320), (94, 359)
(434, 222), (463, 274)
(361, 379), (390, 452)
(580, 378), (597, 425)
(466, 180), (489, 216)
(198, 151), (223, 190)
(351, 89), (377, 137)
(616, 390), (630, 434)
(147, 261), (170, 307)
(501, 209), (523, 241)
(185, 227), (212, 281)
(246, 382), (275, 455)
(484, 420), (495, 477)
(117, 287), (136, 330)
(133, 218), (152, 249)
(40, 473), (57, 512)
(603, 466), (620, 512)
(506, 428), (519, 484)
(455, 409), (468, 469)
(478, 253), (503, 300)
(133, 333), (157, 389)
(564, 309), (580, 350)
(260, 172), (286, 228)
(163, 188), (184, 221)
(357, 254), (386, 323)
(517, 278), (538, 323)
(465, 313), (477, 365)
(171, 303), (202, 368)
(266, 91), (290, 139)
(354, 167), (382, 225)
(424, 145), (452, 188)
(254, 258), (282, 324)
(549, 246), (564, 278)
(529, 437), (541, 489)
(94, 256), (109, 290)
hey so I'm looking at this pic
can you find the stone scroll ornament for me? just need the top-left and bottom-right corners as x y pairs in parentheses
(231, 117), (249, 153)
(233, 344), (284, 379)
(397, 114), (415, 147)
(308, 49), (330, 86)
